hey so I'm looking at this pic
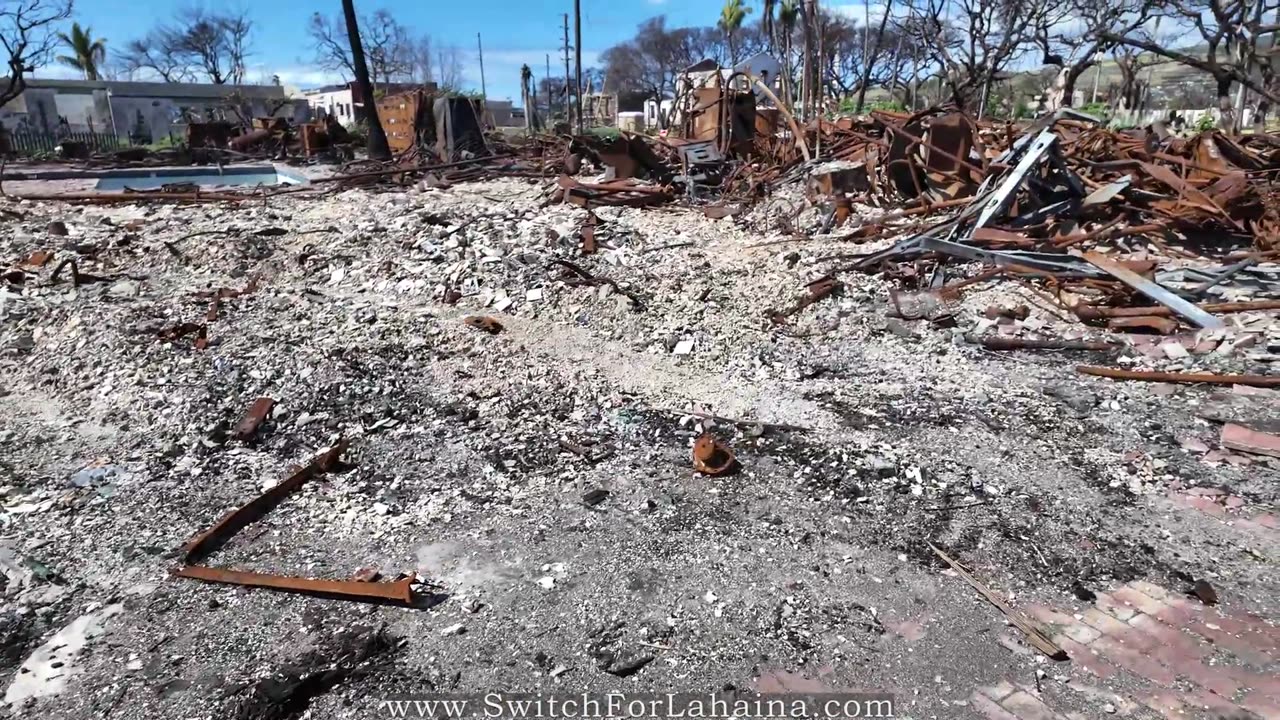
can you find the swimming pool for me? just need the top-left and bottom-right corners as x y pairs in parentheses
(93, 166), (307, 191)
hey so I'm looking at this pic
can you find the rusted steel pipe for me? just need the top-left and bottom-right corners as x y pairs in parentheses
(1075, 299), (1280, 321)
(1077, 366), (1280, 387)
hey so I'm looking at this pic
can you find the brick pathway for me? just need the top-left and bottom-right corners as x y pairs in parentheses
(968, 577), (1278, 719)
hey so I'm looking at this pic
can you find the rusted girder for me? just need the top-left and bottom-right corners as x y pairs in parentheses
(1077, 366), (1280, 388)
(182, 440), (348, 564)
(232, 397), (276, 442)
(172, 565), (415, 604)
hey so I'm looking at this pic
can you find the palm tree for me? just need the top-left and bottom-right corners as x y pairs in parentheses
(56, 23), (106, 81)
(718, 0), (753, 66)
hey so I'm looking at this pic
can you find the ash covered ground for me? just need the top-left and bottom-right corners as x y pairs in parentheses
(0, 178), (1275, 720)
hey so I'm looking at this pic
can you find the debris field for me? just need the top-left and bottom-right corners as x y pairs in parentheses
(1, 108), (1279, 720)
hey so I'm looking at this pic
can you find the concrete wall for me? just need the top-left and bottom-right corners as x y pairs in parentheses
(1, 82), (306, 141)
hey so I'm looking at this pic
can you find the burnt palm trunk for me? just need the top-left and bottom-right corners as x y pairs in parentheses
(342, 0), (391, 160)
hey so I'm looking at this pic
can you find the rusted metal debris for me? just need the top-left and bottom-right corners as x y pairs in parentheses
(692, 433), (738, 476)
(1076, 366), (1280, 388)
(157, 322), (208, 350)
(173, 565), (417, 604)
(233, 397), (276, 442)
(769, 276), (843, 324)
(549, 259), (646, 310)
(463, 315), (504, 334)
(173, 439), (424, 605)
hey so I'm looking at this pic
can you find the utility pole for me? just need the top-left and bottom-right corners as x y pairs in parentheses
(574, 0), (583, 133)
(477, 33), (487, 99)
(562, 14), (572, 125)
(546, 53), (553, 117)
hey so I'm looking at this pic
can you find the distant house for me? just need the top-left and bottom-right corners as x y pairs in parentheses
(301, 81), (437, 125)
(0, 78), (307, 142)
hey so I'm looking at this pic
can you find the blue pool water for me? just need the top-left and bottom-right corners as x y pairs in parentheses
(94, 166), (305, 191)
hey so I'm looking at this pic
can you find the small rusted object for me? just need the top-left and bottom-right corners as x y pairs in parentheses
(833, 196), (853, 226)
(233, 397), (276, 442)
(172, 565), (415, 604)
(581, 212), (598, 255)
(692, 433), (738, 476)
(158, 322), (207, 344)
(984, 304), (1030, 321)
(21, 250), (52, 267)
(1190, 579), (1219, 606)
(463, 315), (504, 334)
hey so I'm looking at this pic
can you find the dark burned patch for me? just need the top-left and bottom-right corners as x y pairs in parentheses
(230, 624), (400, 720)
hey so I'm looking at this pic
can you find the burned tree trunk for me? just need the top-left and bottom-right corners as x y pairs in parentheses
(342, 0), (392, 160)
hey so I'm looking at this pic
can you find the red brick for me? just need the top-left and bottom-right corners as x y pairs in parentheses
(1179, 689), (1245, 715)
(1239, 690), (1280, 719)
(1230, 669), (1280, 698)
(1052, 635), (1117, 680)
(1200, 613), (1280, 654)
(1183, 619), (1276, 666)
(1183, 495), (1228, 517)
(1141, 692), (1187, 720)
(1254, 513), (1278, 529)
(970, 692), (1020, 720)
(1001, 691), (1059, 720)
(1092, 636), (1177, 685)
(1129, 613), (1209, 659)
(1079, 609), (1156, 652)
(1220, 423), (1280, 458)
(1159, 652), (1240, 698)
(1095, 592), (1138, 622)
(1025, 603), (1079, 628)
(1111, 587), (1169, 617)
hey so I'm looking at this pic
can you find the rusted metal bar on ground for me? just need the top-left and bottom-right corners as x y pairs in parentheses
(1105, 316), (1180, 334)
(1075, 299), (1280, 321)
(1076, 366), (1280, 388)
(233, 397), (276, 442)
(182, 440), (348, 564)
(929, 543), (1068, 662)
(769, 276), (842, 324)
(549, 259), (646, 310)
(974, 336), (1118, 352)
(172, 565), (416, 604)
(1081, 252), (1225, 330)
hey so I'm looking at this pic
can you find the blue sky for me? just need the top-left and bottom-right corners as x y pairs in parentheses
(39, 0), (865, 102)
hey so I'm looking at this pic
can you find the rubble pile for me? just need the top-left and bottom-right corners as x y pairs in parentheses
(0, 103), (1278, 720)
